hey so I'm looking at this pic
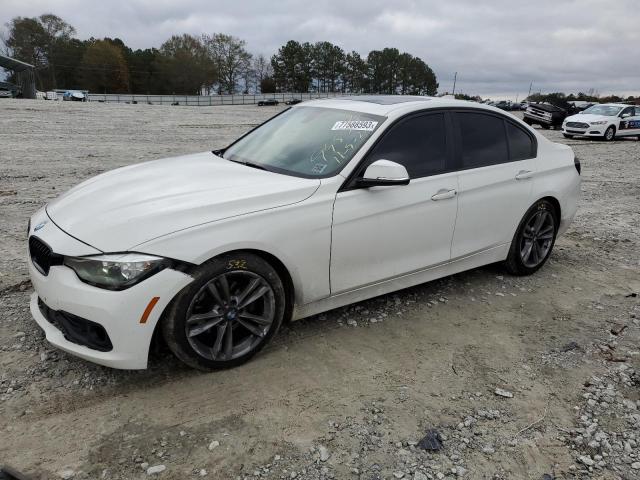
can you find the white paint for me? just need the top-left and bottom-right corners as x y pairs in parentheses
(28, 97), (581, 369)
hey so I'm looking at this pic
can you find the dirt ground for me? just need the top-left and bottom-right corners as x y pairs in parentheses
(0, 99), (639, 480)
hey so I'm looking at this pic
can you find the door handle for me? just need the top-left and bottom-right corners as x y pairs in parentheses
(515, 170), (533, 180)
(431, 189), (457, 201)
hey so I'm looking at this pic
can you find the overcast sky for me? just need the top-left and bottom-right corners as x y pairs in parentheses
(2, 0), (638, 99)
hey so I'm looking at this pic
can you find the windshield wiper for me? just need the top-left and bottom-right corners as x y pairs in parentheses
(227, 159), (269, 171)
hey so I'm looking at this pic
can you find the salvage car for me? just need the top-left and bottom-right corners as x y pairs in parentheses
(27, 96), (581, 370)
(257, 98), (279, 106)
(562, 104), (640, 140)
(523, 103), (567, 129)
(62, 90), (87, 102)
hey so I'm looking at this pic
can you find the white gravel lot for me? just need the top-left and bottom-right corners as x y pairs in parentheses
(0, 99), (639, 480)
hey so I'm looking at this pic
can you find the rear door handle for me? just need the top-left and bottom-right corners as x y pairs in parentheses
(431, 189), (457, 201)
(515, 170), (533, 180)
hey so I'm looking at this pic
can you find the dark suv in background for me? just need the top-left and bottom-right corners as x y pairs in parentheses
(523, 103), (568, 129)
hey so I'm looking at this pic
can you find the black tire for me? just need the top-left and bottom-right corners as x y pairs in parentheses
(523, 118), (533, 126)
(540, 124), (550, 130)
(505, 199), (558, 276)
(603, 125), (616, 141)
(162, 252), (286, 370)
(563, 133), (573, 139)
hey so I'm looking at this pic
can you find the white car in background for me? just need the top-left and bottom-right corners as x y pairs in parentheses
(562, 103), (640, 140)
(27, 96), (581, 370)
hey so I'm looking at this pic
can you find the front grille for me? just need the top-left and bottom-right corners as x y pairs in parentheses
(29, 236), (56, 275)
(38, 298), (113, 352)
(528, 108), (550, 117)
(566, 122), (589, 129)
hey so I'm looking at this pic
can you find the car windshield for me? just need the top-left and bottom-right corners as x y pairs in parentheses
(583, 105), (623, 116)
(223, 106), (385, 178)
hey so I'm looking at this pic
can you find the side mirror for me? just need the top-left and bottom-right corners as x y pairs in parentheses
(356, 159), (410, 188)
(621, 112), (632, 118)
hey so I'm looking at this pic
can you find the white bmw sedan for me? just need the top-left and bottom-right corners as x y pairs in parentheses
(27, 96), (581, 370)
(562, 103), (640, 140)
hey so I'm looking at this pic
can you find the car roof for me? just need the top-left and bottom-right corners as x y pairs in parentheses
(592, 103), (630, 108)
(300, 95), (499, 116)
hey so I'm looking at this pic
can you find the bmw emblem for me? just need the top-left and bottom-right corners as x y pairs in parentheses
(34, 221), (47, 232)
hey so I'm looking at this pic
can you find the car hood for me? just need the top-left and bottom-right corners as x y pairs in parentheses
(46, 152), (320, 252)
(565, 114), (611, 123)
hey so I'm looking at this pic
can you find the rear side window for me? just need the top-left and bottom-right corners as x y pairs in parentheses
(456, 112), (508, 168)
(366, 113), (447, 178)
(506, 122), (535, 161)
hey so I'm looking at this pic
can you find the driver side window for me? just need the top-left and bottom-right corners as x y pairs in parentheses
(620, 107), (634, 117)
(365, 113), (448, 179)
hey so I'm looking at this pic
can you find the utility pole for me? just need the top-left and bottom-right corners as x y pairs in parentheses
(527, 82), (533, 99)
(452, 72), (457, 96)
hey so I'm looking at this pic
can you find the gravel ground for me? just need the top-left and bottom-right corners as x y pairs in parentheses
(0, 99), (639, 480)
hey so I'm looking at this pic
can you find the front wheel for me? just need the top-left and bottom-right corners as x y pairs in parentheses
(162, 252), (286, 370)
(604, 126), (616, 141)
(563, 133), (573, 139)
(505, 200), (558, 276)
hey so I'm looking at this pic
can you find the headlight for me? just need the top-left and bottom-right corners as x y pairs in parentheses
(64, 253), (170, 290)
(590, 121), (607, 125)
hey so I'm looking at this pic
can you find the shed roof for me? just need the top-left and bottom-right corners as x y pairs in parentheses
(0, 54), (35, 72)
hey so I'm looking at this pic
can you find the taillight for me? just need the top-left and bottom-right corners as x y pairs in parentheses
(574, 156), (581, 175)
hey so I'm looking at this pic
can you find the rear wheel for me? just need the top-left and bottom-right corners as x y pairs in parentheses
(604, 125), (616, 141)
(505, 200), (558, 276)
(162, 252), (285, 370)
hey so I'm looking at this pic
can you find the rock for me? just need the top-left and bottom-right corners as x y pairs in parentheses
(610, 324), (627, 336)
(393, 473), (405, 479)
(494, 388), (514, 398)
(632, 462), (640, 470)
(199, 469), (208, 476)
(417, 429), (443, 451)
(146, 464), (166, 475)
(560, 341), (580, 352)
(578, 455), (594, 466)
(208, 440), (220, 451)
(58, 470), (75, 479)
(318, 445), (330, 462)
(413, 473), (429, 480)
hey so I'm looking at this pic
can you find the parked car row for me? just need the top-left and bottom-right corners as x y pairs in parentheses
(258, 98), (305, 106)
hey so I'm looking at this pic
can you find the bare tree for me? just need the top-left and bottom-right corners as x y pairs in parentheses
(202, 33), (252, 94)
(253, 54), (272, 92)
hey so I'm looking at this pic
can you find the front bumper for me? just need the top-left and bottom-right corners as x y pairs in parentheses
(524, 113), (554, 125)
(562, 126), (604, 137)
(28, 211), (193, 369)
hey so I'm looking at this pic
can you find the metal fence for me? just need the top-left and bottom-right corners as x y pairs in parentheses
(86, 92), (348, 106)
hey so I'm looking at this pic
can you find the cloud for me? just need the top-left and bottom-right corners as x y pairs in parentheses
(1, 0), (638, 99)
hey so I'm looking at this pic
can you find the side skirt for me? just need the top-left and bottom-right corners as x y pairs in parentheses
(291, 243), (510, 320)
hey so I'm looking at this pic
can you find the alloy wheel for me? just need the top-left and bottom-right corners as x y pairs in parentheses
(605, 127), (615, 141)
(185, 271), (275, 361)
(519, 210), (555, 268)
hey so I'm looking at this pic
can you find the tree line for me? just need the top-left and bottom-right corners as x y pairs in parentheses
(0, 13), (438, 96)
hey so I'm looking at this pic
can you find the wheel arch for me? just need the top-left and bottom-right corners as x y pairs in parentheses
(238, 248), (295, 323)
(538, 195), (561, 222)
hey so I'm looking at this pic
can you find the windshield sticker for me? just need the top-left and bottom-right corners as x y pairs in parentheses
(311, 163), (328, 174)
(331, 120), (378, 131)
